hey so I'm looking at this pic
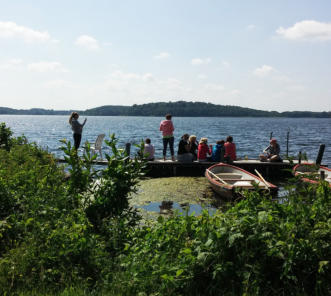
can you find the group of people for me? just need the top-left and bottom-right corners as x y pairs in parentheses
(143, 113), (238, 163)
(69, 112), (281, 163)
(175, 134), (237, 163)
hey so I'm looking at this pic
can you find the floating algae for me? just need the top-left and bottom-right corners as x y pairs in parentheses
(129, 177), (226, 217)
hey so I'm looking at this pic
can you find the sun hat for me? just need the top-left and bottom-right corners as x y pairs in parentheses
(199, 137), (208, 144)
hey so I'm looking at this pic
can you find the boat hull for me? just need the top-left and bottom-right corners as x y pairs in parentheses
(205, 163), (277, 200)
(293, 163), (331, 187)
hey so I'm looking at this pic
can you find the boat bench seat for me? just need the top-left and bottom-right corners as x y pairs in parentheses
(216, 173), (243, 179)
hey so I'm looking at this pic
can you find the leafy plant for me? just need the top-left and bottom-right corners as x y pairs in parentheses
(0, 122), (13, 151)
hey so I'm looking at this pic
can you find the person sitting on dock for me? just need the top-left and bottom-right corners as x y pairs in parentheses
(189, 135), (198, 161)
(143, 138), (155, 161)
(159, 114), (175, 161)
(197, 137), (212, 162)
(177, 134), (194, 162)
(211, 140), (225, 162)
(224, 136), (236, 163)
(260, 138), (282, 162)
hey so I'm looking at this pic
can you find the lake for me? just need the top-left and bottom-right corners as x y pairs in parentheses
(1, 115), (330, 165)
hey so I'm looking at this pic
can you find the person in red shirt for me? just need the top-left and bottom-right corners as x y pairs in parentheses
(224, 136), (236, 163)
(197, 137), (211, 162)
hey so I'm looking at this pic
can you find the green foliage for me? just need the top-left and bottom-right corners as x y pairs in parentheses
(85, 134), (145, 233)
(0, 122), (13, 150)
(111, 183), (331, 295)
(0, 128), (144, 294)
(0, 124), (330, 295)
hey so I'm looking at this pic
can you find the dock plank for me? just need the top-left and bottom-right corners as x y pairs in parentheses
(56, 157), (321, 178)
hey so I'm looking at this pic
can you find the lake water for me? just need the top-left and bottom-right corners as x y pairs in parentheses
(1, 115), (330, 165)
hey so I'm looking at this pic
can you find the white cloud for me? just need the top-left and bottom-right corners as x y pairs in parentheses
(253, 65), (275, 77)
(229, 89), (240, 96)
(44, 79), (74, 88)
(191, 57), (211, 65)
(154, 52), (170, 59)
(197, 74), (207, 79)
(0, 58), (23, 69)
(246, 24), (256, 31)
(27, 61), (68, 73)
(287, 84), (305, 92)
(100, 70), (189, 102)
(75, 35), (100, 50)
(203, 83), (224, 91)
(276, 20), (331, 41)
(222, 60), (230, 68)
(0, 21), (53, 43)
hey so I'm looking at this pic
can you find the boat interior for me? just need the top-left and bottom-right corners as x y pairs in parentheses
(212, 172), (267, 188)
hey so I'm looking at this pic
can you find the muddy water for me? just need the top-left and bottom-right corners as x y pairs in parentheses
(130, 176), (289, 218)
(129, 177), (228, 218)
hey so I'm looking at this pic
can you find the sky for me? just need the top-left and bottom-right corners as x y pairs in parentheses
(0, 0), (331, 112)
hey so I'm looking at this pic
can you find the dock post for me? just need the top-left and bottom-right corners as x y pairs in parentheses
(270, 132), (273, 140)
(173, 166), (177, 176)
(286, 130), (290, 157)
(298, 151), (302, 164)
(125, 143), (131, 157)
(315, 144), (325, 165)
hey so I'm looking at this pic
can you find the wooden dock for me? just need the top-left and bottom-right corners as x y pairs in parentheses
(57, 157), (318, 178)
(143, 159), (306, 178)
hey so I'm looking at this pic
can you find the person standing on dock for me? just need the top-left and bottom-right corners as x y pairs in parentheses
(224, 136), (236, 163)
(69, 112), (87, 150)
(159, 114), (175, 161)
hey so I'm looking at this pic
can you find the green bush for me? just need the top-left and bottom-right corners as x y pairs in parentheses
(111, 182), (331, 296)
(0, 123), (330, 295)
(0, 125), (145, 294)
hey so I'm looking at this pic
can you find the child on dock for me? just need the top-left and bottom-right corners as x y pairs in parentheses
(143, 138), (155, 161)
(189, 135), (198, 160)
(224, 136), (236, 163)
(177, 134), (194, 162)
(197, 138), (211, 162)
(211, 140), (225, 162)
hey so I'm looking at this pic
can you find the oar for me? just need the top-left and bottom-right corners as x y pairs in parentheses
(254, 169), (270, 189)
(206, 169), (228, 184)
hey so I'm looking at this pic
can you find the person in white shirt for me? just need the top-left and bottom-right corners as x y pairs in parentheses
(143, 138), (155, 161)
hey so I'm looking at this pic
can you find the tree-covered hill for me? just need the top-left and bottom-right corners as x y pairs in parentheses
(0, 107), (71, 115)
(1, 101), (330, 117)
(82, 101), (330, 117)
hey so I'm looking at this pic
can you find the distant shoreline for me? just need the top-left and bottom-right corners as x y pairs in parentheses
(1, 101), (330, 118)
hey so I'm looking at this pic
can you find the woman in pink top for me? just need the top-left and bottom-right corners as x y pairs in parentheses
(224, 136), (236, 163)
(159, 114), (175, 161)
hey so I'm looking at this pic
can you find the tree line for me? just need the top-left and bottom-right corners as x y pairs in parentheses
(1, 101), (330, 117)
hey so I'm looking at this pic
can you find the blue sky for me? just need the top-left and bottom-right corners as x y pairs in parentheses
(1, 0), (331, 112)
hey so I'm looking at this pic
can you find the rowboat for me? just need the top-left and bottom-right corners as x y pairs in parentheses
(205, 163), (278, 200)
(293, 163), (331, 187)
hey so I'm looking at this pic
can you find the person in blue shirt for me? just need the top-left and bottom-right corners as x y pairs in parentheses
(211, 140), (225, 162)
